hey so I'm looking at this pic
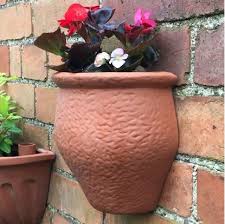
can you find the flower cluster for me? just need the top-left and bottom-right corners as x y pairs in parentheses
(34, 3), (159, 73)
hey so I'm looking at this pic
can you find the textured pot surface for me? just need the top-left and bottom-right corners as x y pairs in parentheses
(0, 149), (55, 224)
(53, 72), (179, 214)
(18, 143), (37, 156)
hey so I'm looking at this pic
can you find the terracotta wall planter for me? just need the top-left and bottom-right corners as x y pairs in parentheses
(53, 72), (179, 214)
(0, 149), (55, 224)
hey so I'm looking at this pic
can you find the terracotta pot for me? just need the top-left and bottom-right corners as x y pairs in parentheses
(0, 149), (55, 224)
(18, 143), (37, 156)
(53, 72), (179, 214)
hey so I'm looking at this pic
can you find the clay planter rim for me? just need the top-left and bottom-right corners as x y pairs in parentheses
(0, 149), (55, 167)
(52, 72), (177, 88)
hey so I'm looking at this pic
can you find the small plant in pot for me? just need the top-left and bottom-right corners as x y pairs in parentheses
(35, 4), (178, 214)
(0, 74), (55, 224)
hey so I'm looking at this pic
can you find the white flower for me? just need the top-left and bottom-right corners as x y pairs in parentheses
(94, 52), (110, 67)
(109, 48), (129, 69)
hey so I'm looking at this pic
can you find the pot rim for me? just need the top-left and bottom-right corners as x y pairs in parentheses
(0, 149), (55, 167)
(52, 72), (177, 88)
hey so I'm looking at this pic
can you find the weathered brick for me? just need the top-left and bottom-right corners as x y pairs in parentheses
(41, 209), (53, 224)
(35, 87), (58, 123)
(151, 27), (190, 85)
(22, 45), (47, 80)
(194, 25), (224, 86)
(32, 0), (77, 36)
(0, 46), (9, 74)
(78, 0), (99, 5)
(48, 53), (62, 79)
(198, 170), (224, 224)
(32, 0), (99, 36)
(48, 173), (103, 224)
(20, 123), (49, 149)
(103, 0), (223, 22)
(105, 214), (177, 224)
(52, 214), (70, 224)
(5, 83), (34, 118)
(159, 162), (193, 217)
(0, 4), (32, 40)
(176, 97), (224, 161)
(51, 138), (72, 174)
(10, 46), (21, 76)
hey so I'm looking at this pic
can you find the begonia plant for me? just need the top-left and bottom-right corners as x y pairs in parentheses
(34, 3), (159, 73)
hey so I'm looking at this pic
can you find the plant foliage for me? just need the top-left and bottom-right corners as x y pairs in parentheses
(34, 4), (159, 73)
(0, 74), (22, 156)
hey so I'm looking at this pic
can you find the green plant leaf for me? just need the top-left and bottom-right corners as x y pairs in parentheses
(0, 141), (11, 154)
(0, 95), (9, 117)
(34, 28), (67, 57)
(0, 74), (18, 86)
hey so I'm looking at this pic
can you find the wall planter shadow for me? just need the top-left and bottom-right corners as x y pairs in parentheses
(53, 71), (179, 214)
(0, 149), (55, 224)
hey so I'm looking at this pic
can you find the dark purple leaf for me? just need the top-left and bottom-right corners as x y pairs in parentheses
(34, 28), (67, 57)
(89, 7), (115, 25)
(68, 42), (101, 71)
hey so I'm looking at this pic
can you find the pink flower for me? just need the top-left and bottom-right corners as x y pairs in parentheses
(134, 8), (156, 33)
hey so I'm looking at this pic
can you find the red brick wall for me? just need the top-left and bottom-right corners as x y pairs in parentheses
(0, 0), (224, 224)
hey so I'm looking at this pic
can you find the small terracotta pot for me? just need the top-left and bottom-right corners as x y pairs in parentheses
(0, 149), (55, 224)
(52, 72), (179, 214)
(18, 143), (37, 156)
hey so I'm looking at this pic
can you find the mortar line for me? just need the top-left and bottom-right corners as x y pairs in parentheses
(154, 206), (185, 224)
(47, 204), (81, 224)
(54, 168), (77, 181)
(176, 154), (224, 173)
(0, 0), (37, 10)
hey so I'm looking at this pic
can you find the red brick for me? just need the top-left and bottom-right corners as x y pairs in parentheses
(0, 46), (9, 74)
(151, 28), (190, 85)
(41, 209), (53, 224)
(22, 45), (47, 80)
(105, 214), (177, 224)
(52, 214), (70, 224)
(103, 0), (223, 22)
(20, 123), (49, 149)
(35, 87), (58, 124)
(48, 53), (62, 80)
(176, 97), (224, 161)
(32, 0), (77, 36)
(48, 173), (103, 224)
(0, 4), (32, 40)
(32, 0), (99, 36)
(10, 46), (21, 76)
(159, 162), (193, 217)
(51, 138), (72, 174)
(194, 25), (224, 86)
(6, 83), (35, 118)
(198, 170), (224, 224)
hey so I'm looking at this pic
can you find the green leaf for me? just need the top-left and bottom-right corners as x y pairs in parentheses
(4, 138), (13, 145)
(0, 95), (9, 117)
(0, 74), (18, 86)
(2, 121), (22, 134)
(0, 141), (11, 154)
(34, 28), (67, 57)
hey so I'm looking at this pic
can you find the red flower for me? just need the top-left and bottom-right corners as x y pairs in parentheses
(124, 24), (142, 41)
(124, 8), (156, 40)
(58, 4), (100, 36)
